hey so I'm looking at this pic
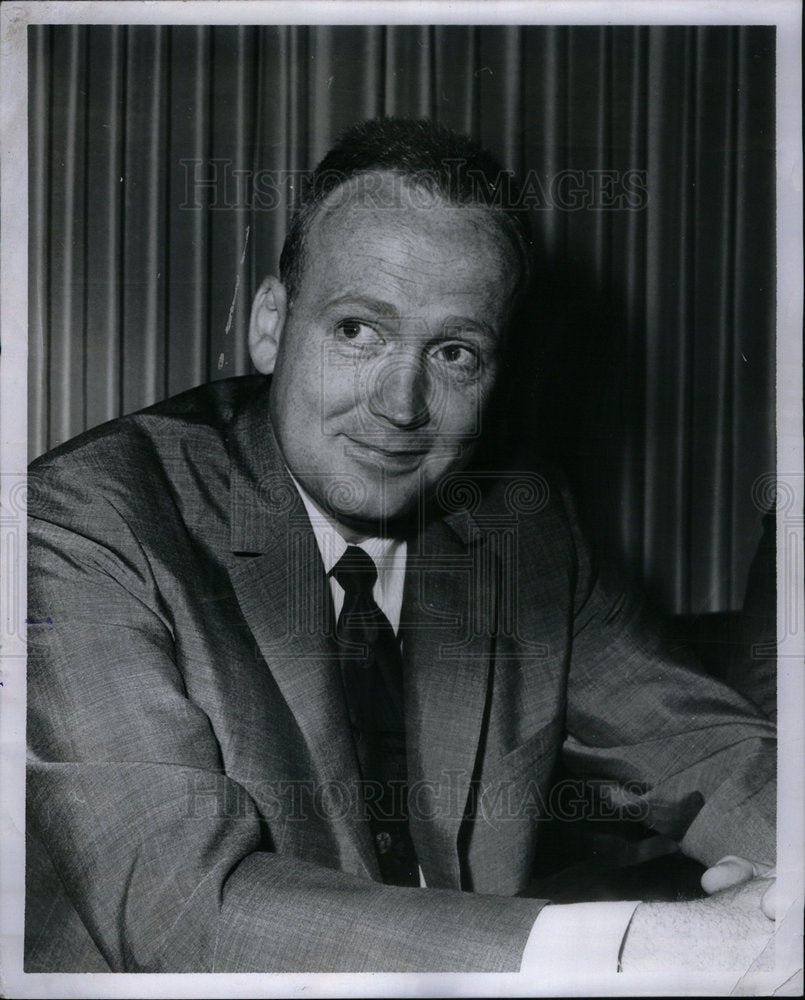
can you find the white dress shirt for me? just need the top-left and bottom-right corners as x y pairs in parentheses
(293, 477), (638, 973)
(294, 484), (407, 633)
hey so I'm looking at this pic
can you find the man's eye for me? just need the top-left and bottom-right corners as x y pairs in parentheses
(335, 319), (382, 345)
(431, 342), (481, 374)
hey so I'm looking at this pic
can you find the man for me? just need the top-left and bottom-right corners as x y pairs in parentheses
(26, 118), (776, 974)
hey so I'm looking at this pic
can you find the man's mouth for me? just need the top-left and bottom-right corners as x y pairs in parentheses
(343, 437), (431, 470)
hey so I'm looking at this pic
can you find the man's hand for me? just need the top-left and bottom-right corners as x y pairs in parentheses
(620, 875), (776, 972)
(701, 855), (776, 919)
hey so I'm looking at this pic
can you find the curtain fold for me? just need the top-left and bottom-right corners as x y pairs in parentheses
(27, 24), (776, 614)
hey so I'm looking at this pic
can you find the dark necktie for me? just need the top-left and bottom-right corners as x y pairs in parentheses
(331, 545), (419, 886)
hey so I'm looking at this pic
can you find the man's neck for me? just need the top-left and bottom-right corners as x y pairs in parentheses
(297, 485), (369, 544)
(285, 470), (415, 544)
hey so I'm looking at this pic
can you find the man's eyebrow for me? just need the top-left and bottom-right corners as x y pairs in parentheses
(441, 316), (496, 339)
(325, 295), (400, 318)
(324, 297), (497, 340)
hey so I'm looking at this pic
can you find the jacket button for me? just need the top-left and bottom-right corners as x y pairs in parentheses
(375, 832), (392, 854)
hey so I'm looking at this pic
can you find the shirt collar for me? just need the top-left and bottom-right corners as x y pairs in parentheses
(288, 472), (406, 590)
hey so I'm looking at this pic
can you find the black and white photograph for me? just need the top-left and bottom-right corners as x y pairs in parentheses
(0, 1), (802, 996)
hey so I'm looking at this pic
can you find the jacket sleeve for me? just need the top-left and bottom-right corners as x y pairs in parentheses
(555, 479), (776, 868)
(26, 465), (544, 973)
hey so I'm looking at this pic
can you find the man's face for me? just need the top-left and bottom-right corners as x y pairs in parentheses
(269, 174), (519, 532)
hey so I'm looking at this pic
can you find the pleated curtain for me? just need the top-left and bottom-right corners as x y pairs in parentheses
(27, 24), (775, 614)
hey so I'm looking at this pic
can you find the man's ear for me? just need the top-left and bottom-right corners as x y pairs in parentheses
(248, 276), (288, 374)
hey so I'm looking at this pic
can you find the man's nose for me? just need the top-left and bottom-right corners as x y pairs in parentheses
(366, 350), (431, 429)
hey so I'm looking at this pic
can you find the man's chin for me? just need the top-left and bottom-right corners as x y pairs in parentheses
(323, 501), (420, 540)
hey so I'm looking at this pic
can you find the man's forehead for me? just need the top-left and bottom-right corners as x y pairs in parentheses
(305, 170), (517, 265)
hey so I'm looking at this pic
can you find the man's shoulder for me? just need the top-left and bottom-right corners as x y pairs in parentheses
(466, 459), (579, 532)
(27, 375), (269, 520)
(432, 460), (585, 574)
(30, 375), (265, 469)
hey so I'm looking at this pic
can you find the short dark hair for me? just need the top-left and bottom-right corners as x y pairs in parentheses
(279, 117), (534, 304)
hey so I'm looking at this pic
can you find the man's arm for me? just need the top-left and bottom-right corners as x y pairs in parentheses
(552, 477), (776, 870)
(496, 476), (777, 974)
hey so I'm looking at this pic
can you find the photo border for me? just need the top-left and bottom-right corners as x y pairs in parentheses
(1, 2), (802, 997)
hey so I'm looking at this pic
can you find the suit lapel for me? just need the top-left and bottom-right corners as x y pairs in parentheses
(224, 383), (378, 880)
(401, 510), (496, 890)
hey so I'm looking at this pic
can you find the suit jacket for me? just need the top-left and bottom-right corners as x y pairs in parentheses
(26, 375), (776, 973)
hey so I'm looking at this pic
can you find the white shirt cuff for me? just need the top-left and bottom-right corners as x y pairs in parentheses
(520, 901), (641, 975)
